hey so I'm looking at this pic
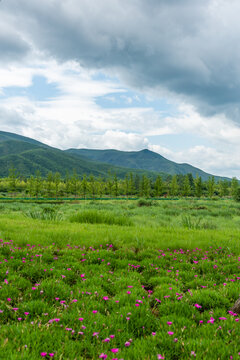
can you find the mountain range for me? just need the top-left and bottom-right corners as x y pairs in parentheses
(0, 130), (230, 181)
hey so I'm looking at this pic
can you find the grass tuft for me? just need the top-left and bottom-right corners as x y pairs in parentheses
(69, 209), (132, 226)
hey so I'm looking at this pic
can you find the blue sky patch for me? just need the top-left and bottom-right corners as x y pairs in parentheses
(149, 134), (210, 152)
(95, 88), (179, 116)
(1, 75), (60, 101)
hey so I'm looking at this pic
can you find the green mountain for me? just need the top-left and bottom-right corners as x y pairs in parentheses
(66, 148), (230, 182)
(0, 131), (160, 179)
(0, 131), (231, 181)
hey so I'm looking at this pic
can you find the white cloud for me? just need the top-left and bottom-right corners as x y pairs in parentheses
(76, 130), (149, 151)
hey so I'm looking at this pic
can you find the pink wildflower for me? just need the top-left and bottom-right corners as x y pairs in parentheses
(207, 317), (215, 324)
(111, 349), (118, 353)
(194, 304), (202, 309)
(103, 338), (110, 343)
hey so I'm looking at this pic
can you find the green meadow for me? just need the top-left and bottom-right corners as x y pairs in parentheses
(0, 199), (239, 359)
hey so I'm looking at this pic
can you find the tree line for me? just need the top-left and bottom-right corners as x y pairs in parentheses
(0, 168), (239, 200)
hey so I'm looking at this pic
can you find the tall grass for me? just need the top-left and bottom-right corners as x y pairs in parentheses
(25, 207), (62, 221)
(69, 209), (132, 226)
(181, 215), (217, 230)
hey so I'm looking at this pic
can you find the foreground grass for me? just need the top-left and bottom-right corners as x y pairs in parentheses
(0, 200), (239, 359)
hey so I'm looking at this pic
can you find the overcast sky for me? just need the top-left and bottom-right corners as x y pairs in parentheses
(1, 0), (240, 177)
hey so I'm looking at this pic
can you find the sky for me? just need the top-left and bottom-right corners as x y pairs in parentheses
(0, 0), (240, 178)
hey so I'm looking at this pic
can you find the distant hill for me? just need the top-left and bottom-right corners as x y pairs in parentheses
(66, 148), (230, 182)
(0, 131), (49, 148)
(0, 130), (231, 181)
(0, 131), (160, 179)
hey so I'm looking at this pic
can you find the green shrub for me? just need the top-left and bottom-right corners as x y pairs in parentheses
(137, 198), (154, 207)
(233, 188), (240, 202)
(24, 207), (62, 221)
(69, 209), (132, 226)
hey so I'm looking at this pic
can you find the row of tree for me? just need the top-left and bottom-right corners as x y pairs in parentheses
(0, 168), (239, 199)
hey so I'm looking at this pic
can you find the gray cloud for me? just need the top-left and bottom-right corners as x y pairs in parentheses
(0, 30), (29, 63)
(2, 0), (240, 119)
(0, 107), (28, 131)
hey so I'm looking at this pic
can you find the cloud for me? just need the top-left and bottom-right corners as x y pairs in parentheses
(76, 130), (149, 151)
(1, 1), (240, 177)
(0, 11), (30, 63)
(2, 0), (240, 120)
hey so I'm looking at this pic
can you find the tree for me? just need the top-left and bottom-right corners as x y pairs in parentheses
(107, 177), (113, 197)
(154, 175), (163, 197)
(81, 175), (88, 199)
(233, 188), (240, 202)
(134, 174), (140, 196)
(124, 174), (129, 198)
(54, 172), (61, 198)
(35, 170), (42, 198)
(97, 176), (105, 198)
(65, 171), (71, 196)
(182, 175), (191, 197)
(231, 177), (239, 198)
(170, 175), (179, 197)
(70, 170), (79, 197)
(28, 176), (35, 197)
(207, 176), (215, 198)
(195, 175), (203, 197)
(113, 174), (119, 197)
(129, 173), (135, 196)
(219, 180), (229, 197)
(187, 173), (195, 190)
(47, 172), (54, 197)
(8, 167), (17, 193)
(89, 175), (97, 198)
(140, 175), (150, 198)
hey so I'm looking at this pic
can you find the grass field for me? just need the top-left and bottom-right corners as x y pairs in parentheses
(0, 199), (239, 359)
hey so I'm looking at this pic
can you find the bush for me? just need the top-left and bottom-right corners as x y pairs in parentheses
(233, 188), (240, 202)
(25, 207), (62, 221)
(69, 209), (132, 226)
(137, 198), (154, 207)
